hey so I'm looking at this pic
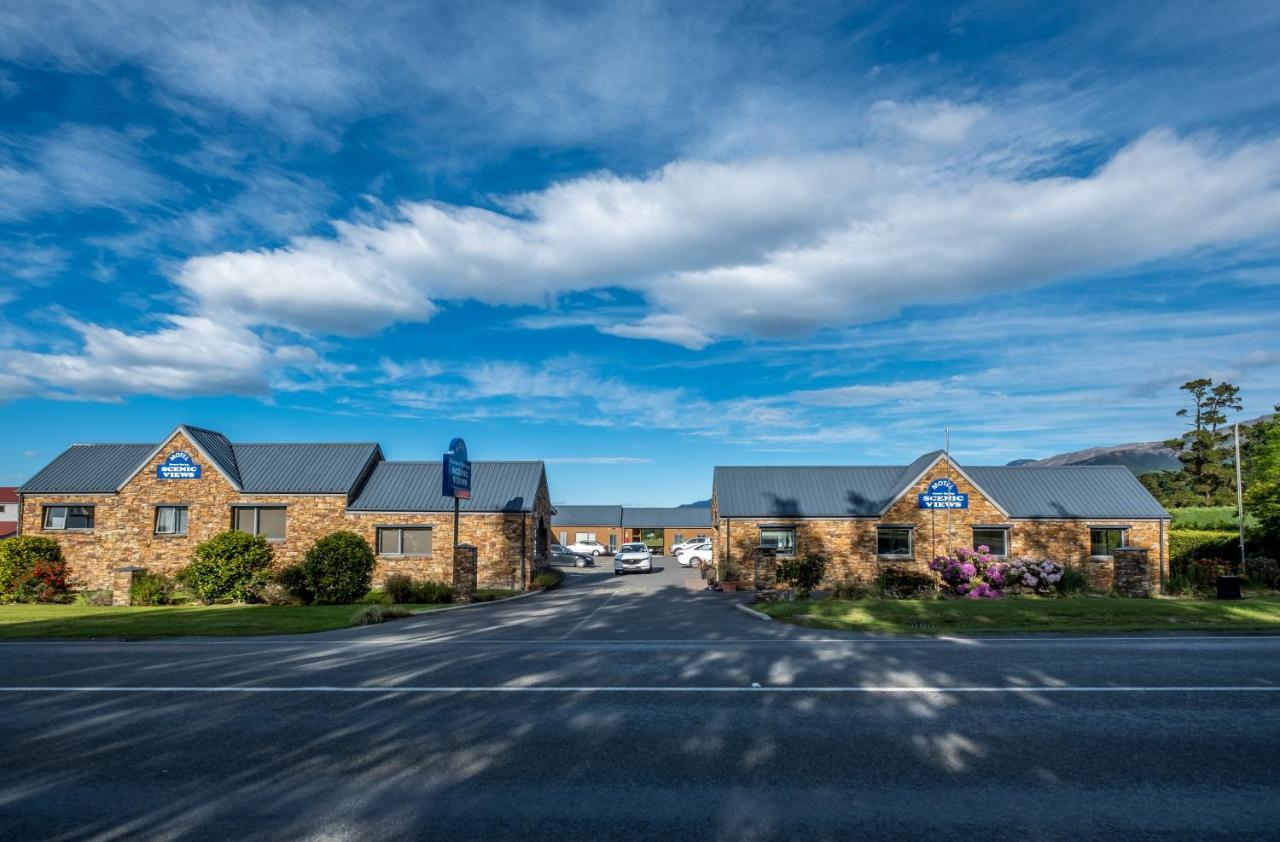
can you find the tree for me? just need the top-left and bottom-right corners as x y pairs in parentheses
(1245, 407), (1280, 546)
(1163, 378), (1243, 505)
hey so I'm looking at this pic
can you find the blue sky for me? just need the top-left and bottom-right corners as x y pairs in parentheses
(2, 1), (1280, 505)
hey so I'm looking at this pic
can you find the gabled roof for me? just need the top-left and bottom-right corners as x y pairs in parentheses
(552, 505), (622, 526)
(621, 507), (713, 528)
(714, 454), (1170, 520)
(348, 461), (545, 513)
(20, 426), (381, 497)
(20, 444), (157, 494)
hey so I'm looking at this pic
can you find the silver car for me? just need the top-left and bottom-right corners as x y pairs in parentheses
(613, 542), (653, 575)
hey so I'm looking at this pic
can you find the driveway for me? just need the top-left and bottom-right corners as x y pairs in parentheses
(2, 561), (1280, 839)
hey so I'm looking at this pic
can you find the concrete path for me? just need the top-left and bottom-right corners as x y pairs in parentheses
(2, 560), (1279, 839)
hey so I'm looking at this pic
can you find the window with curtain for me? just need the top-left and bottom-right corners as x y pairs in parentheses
(155, 506), (189, 536)
(377, 527), (433, 557)
(759, 527), (796, 556)
(43, 505), (94, 530)
(232, 506), (287, 541)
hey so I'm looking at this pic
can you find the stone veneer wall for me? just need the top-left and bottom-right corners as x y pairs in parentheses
(713, 457), (1167, 592)
(20, 430), (553, 592)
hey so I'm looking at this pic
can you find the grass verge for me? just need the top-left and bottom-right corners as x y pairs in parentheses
(0, 602), (445, 639)
(757, 594), (1280, 635)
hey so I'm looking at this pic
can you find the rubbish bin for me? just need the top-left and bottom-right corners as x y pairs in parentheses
(1215, 575), (1243, 600)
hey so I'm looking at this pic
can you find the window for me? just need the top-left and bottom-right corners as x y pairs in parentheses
(1090, 528), (1127, 557)
(0, 504), (7, 514)
(760, 526), (796, 556)
(674, 532), (684, 545)
(608, 533), (617, 550)
(377, 526), (433, 557)
(972, 527), (1009, 557)
(43, 505), (94, 531)
(559, 531), (567, 544)
(155, 506), (189, 536)
(877, 526), (913, 557)
(575, 532), (596, 543)
(232, 506), (286, 541)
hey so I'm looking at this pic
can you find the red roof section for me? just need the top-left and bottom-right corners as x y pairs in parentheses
(0, 487), (17, 504)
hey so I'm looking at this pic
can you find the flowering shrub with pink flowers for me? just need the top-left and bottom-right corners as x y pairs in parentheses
(1005, 558), (1065, 595)
(929, 546), (1007, 599)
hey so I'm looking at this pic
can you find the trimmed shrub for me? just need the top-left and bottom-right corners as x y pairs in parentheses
(533, 569), (563, 590)
(1170, 530), (1240, 564)
(0, 536), (68, 603)
(129, 572), (176, 606)
(180, 530), (274, 603)
(777, 554), (828, 599)
(297, 531), (376, 605)
(412, 579), (453, 604)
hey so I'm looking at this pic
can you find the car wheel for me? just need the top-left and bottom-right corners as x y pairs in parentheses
(592, 549), (601, 556)
(575, 559), (586, 568)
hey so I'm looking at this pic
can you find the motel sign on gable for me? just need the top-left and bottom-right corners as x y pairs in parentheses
(917, 478), (968, 509)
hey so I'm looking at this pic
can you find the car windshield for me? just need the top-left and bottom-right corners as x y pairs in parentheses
(620, 543), (646, 552)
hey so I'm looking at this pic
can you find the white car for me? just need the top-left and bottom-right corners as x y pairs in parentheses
(568, 539), (610, 556)
(670, 536), (711, 555)
(677, 542), (713, 568)
(613, 542), (653, 575)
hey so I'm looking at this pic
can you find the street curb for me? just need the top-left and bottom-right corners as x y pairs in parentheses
(408, 587), (545, 617)
(735, 602), (773, 622)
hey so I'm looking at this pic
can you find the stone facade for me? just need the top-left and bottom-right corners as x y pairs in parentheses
(712, 457), (1168, 593)
(19, 430), (554, 592)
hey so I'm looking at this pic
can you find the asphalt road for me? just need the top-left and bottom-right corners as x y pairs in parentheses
(3, 560), (1280, 840)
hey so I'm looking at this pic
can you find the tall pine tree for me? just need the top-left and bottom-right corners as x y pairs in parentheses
(1163, 379), (1243, 505)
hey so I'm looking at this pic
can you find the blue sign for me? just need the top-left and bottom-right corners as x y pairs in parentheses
(917, 478), (968, 509)
(157, 450), (201, 480)
(442, 437), (471, 500)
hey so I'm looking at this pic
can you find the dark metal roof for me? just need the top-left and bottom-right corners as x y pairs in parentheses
(349, 461), (545, 512)
(713, 466), (906, 517)
(552, 505), (623, 526)
(714, 456), (1170, 520)
(183, 425), (241, 487)
(965, 466), (1170, 519)
(622, 507), (713, 528)
(19, 444), (156, 493)
(232, 443), (381, 494)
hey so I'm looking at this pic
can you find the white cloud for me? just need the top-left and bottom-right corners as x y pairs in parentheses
(2, 315), (317, 401)
(168, 128), (1280, 346)
(867, 100), (990, 144)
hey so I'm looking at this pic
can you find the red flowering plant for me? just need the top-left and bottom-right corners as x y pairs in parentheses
(13, 558), (73, 603)
(928, 546), (1008, 599)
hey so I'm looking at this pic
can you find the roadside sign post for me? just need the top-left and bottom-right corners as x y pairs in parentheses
(1235, 422), (1246, 576)
(442, 438), (472, 552)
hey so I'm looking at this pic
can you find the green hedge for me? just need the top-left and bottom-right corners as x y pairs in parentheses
(0, 536), (71, 603)
(294, 531), (376, 605)
(180, 531), (274, 603)
(1169, 529), (1240, 564)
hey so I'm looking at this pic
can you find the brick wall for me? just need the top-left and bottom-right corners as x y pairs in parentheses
(713, 457), (1168, 592)
(20, 430), (551, 592)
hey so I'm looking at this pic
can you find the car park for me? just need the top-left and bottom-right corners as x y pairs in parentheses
(613, 542), (653, 575)
(551, 544), (593, 568)
(568, 539), (611, 556)
(677, 542), (713, 568)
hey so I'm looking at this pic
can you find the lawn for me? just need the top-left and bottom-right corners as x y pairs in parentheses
(758, 593), (1280, 635)
(0, 601), (456, 639)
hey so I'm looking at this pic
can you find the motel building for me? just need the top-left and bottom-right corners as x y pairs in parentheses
(552, 505), (714, 554)
(711, 450), (1171, 592)
(17, 424), (553, 591)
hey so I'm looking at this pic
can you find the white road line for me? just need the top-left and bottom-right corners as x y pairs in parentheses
(559, 590), (619, 640)
(1, 685), (1278, 694)
(1, 634), (1278, 647)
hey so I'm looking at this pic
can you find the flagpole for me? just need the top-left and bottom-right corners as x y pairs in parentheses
(1235, 422), (1246, 576)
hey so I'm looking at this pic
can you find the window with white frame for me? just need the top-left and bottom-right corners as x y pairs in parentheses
(759, 526), (796, 556)
(876, 526), (913, 557)
(971, 527), (1009, 557)
(155, 506), (189, 536)
(232, 506), (286, 541)
(377, 526), (433, 557)
(575, 532), (596, 543)
(43, 505), (94, 530)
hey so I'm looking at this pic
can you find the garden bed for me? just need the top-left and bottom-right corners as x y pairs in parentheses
(758, 593), (1280, 635)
